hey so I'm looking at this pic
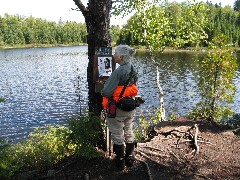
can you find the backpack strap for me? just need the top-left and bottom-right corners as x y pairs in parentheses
(119, 65), (133, 100)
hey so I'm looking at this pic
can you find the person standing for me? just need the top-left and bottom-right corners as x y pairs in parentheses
(101, 45), (138, 170)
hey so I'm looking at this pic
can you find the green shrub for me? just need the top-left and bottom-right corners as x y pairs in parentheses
(0, 98), (5, 102)
(134, 108), (163, 142)
(224, 113), (240, 128)
(0, 138), (11, 179)
(0, 114), (104, 178)
(189, 34), (237, 123)
(67, 114), (103, 158)
(0, 125), (74, 178)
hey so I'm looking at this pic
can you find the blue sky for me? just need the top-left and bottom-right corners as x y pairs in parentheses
(0, 0), (236, 26)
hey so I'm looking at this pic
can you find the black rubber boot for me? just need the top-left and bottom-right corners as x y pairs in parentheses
(125, 142), (135, 167)
(113, 144), (125, 170)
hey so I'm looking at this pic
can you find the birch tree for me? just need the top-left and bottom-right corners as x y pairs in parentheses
(113, 0), (208, 121)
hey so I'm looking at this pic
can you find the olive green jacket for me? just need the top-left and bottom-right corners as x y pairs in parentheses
(101, 62), (138, 98)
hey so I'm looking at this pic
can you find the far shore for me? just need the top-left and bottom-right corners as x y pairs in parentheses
(0, 43), (87, 50)
(1, 44), (239, 54)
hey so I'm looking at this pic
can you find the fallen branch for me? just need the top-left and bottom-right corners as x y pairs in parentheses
(138, 148), (170, 158)
(142, 146), (164, 152)
(179, 138), (212, 145)
(159, 128), (187, 138)
(158, 124), (201, 156)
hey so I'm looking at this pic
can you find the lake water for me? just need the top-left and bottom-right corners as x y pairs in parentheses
(0, 46), (239, 142)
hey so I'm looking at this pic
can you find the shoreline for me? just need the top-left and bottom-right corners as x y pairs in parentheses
(0, 43), (88, 50)
(1, 44), (239, 53)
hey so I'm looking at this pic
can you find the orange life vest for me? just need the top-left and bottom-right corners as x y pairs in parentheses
(102, 84), (138, 109)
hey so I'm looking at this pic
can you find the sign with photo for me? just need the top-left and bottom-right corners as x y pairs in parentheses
(98, 56), (112, 77)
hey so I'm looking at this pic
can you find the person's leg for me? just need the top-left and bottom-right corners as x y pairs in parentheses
(123, 109), (135, 143)
(123, 109), (136, 167)
(106, 108), (125, 170)
(106, 109), (125, 145)
(112, 144), (125, 170)
(125, 142), (135, 167)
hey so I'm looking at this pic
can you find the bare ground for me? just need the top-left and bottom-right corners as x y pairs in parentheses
(35, 118), (240, 180)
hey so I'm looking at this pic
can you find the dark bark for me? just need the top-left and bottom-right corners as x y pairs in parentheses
(73, 0), (112, 116)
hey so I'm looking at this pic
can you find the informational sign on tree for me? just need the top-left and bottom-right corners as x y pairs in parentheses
(98, 56), (113, 77)
(95, 47), (112, 56)
(93, 47), (116, 92)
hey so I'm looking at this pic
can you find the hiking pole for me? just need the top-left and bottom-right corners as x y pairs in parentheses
(102, 109), (112, 156)
(106, 125), (112, 156)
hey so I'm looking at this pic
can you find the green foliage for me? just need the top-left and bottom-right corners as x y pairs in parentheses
(134, 108), (163, 142)
(0, 114), (104, 178)
(0, 138), (10, 179)
(0, 125), (74, 178)
(205, 4), (240, 46)
(116, 1), (240, 49)
(134, 117), (150, 143)
(110, 25), (122, 45)
(0, 98), (5, 102)
(226, 113), (240, 128)
(188, 34), (238, 123)
(67, 114), (103, 158)
(112, 0), (146, 17)
(116, 0), (209, 51)
(0, 14), (87, 47)
(169, 113), (178, 121)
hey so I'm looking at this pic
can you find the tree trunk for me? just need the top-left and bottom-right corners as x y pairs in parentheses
(73, 0), (112, 116)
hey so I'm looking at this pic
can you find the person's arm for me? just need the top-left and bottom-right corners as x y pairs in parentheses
(101, 70), (120, 98)
(132, 66), (138, 84)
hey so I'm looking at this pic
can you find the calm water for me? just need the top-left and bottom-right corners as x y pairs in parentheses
(134, 50), (240, 117)
(0, 46), (239, 142)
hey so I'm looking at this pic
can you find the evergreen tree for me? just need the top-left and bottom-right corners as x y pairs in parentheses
(0, 14), (87, 46)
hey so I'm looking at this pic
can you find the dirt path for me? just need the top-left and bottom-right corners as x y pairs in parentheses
(37, 118), (239, 180)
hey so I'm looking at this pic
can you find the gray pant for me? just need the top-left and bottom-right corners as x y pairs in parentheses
(106, 108), (135, 145)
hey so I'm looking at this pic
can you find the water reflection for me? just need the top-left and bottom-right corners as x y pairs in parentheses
(132, 51), (206, 117)
(0, 46), (239, 142)
(133, 50), (240, 118)
(0, 46), (89, 142)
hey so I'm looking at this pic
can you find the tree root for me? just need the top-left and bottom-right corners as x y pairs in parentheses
(193, 124), (199, 154)
(142, 146), (164, 152)
(138, 148), (170, 158)
(158, 124), (202, 156)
